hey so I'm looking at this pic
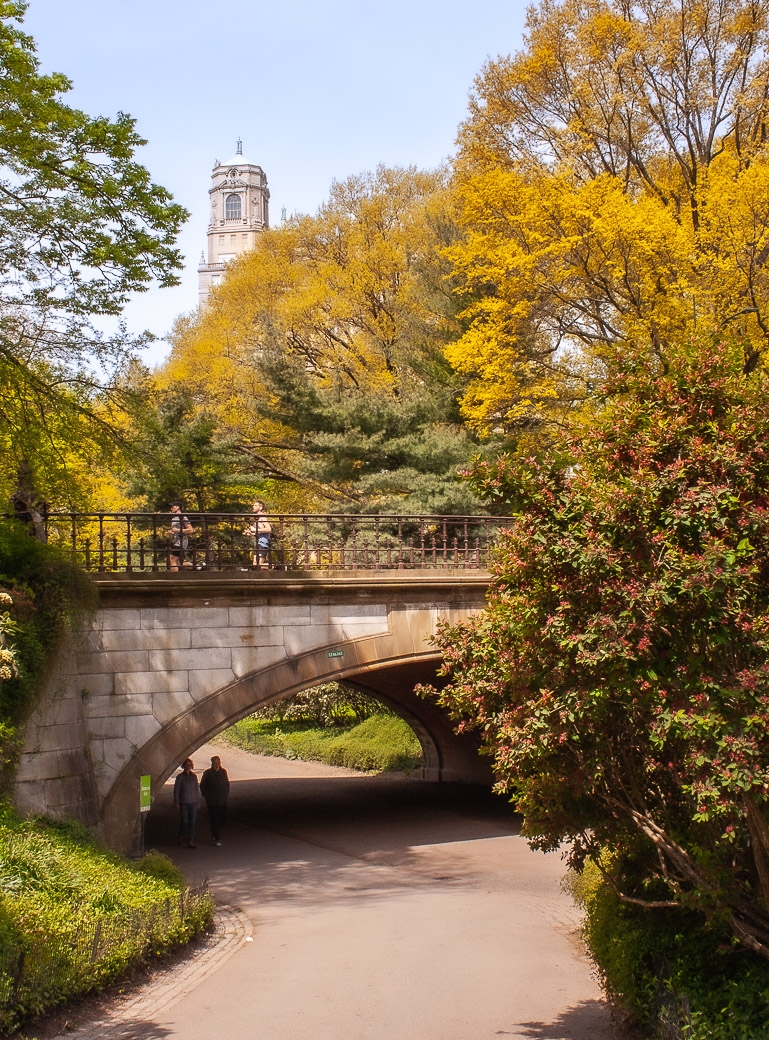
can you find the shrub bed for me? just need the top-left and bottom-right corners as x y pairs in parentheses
(568, 856), (769, 1039)
(0, 808), (212, 1033)
(221, 713), (423, 773)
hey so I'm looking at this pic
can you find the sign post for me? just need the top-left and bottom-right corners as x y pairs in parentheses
(137, 774), (152, 857)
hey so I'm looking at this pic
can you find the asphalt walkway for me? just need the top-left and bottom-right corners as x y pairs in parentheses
(49, 744), (625, 1040)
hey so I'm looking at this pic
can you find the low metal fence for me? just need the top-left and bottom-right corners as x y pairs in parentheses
(0, 881), (211, 1030)
(4, 512), (512, 574)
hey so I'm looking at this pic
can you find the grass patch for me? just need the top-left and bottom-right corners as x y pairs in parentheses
(220, 713), (423, 773)
(0, 806), (212, 1033)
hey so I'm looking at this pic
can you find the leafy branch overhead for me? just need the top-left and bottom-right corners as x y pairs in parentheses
(0, 1), (187, 506)
(448, 0), (769, 432)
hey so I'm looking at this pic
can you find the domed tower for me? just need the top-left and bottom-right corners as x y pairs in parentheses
(198, 139), (270, 306)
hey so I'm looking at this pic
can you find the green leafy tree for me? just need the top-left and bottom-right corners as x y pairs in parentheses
(254, 348), (484, 513)
(426, 335), (769, 960)
(123, 386), (250, 512)
(0, 1), (187, 505)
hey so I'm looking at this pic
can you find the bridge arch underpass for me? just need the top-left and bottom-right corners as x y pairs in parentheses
(103, 644), (491, 853)
(13, 573), (493, 852)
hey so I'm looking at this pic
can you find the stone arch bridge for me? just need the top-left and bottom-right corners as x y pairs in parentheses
(14, 571), (492, 852)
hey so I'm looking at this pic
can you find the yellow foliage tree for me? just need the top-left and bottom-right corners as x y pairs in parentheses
(161, 166), (477, 510)
(448, 0), (769, 433)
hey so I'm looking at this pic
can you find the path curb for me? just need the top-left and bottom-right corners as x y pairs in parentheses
(49, 903), (252, 1039)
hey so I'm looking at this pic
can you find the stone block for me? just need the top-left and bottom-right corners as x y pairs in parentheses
(96, 609), (143, 631)
(391, 609), (436, 653)
(310, 603), (388, 624)
(76, 650), (149, 674)
(149, 647), (232, 672)
(141, 606), (228, 630)
(340, 620), (391, 641)
(88, 715), (126, 740)
(47, 696), (86, 727)
(86, 692), (154, 718)
(79, 673), (115, 697)
(188, 668), (236, 698)
(56, 748), (89, 776)
(136, 742), (179, 782)
(49, 784), (99, 824)
(14, 749), (61, 784)
(114, 671), (190, 696)
(228, 604), (311, 627)
(189, 697), (233, 734)
(125, 714), (161, 747)
(13, 780), (43, 816)
(93, 748), (124, 786)
(231, 645), (286, 678)
(153, 689), (195, 725)
(100, 627), (192, 652)
(101, 736), (133, 770)
(33, 723), (85, 753)
(190, 626), (284, 648)
(283, 626), (340, 655)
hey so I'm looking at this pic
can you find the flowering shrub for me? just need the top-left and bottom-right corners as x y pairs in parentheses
(425, 336), (769, 962)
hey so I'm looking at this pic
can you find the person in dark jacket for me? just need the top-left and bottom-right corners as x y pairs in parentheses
(173, 758), (200, 848)
(200, 755), (231, 846)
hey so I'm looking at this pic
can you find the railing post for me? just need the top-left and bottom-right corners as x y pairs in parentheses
(151, 515), (159, 572)
(125, 514), (133, 572)
(97, 514), (105, 572)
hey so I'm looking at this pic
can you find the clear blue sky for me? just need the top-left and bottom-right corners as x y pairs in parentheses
(22, 0), (526, 365)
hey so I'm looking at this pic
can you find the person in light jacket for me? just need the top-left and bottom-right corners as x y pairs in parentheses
(174, 758), (200, 848)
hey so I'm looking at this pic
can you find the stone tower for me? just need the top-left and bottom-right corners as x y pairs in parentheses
(197, 139), (270, 306)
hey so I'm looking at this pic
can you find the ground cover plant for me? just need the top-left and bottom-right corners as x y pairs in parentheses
(221, 685), (423, 773)
(0, 525), (95, 792)
(0, 809), (212, 1033)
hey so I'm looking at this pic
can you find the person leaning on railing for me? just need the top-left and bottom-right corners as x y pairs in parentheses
(244, 499), (272, 569)
(168, 502), (193, 572)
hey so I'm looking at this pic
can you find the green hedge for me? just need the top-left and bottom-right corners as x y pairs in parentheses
(0, 524), (95, 791)
(568, 856), (769, 1039)
(221, 713), (423, 773)
(0, 808), (212, 1032)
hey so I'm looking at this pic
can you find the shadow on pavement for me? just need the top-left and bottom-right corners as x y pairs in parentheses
(144, 771), (527, 911)
(147, 773), (521, 852)
(515, 1000), (627, 1040)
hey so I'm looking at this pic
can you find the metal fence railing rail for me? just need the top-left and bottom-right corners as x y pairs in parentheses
(2, 512), (512, 574)
(0, 881), (211, 1030)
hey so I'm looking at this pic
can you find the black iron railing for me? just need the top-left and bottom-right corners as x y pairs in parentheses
(3, 512), (512, 574)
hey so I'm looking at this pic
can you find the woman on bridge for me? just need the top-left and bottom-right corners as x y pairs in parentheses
(245, 499), (272, 568)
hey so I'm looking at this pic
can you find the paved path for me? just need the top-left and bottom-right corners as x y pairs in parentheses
(52, 745), (624, 1040)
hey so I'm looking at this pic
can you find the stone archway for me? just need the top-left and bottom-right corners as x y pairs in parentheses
(14, 573), (492, 852)
(101, 638), (490, 852)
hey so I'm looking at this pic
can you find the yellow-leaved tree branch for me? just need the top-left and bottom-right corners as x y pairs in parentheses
(447, 0), (769, 434)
